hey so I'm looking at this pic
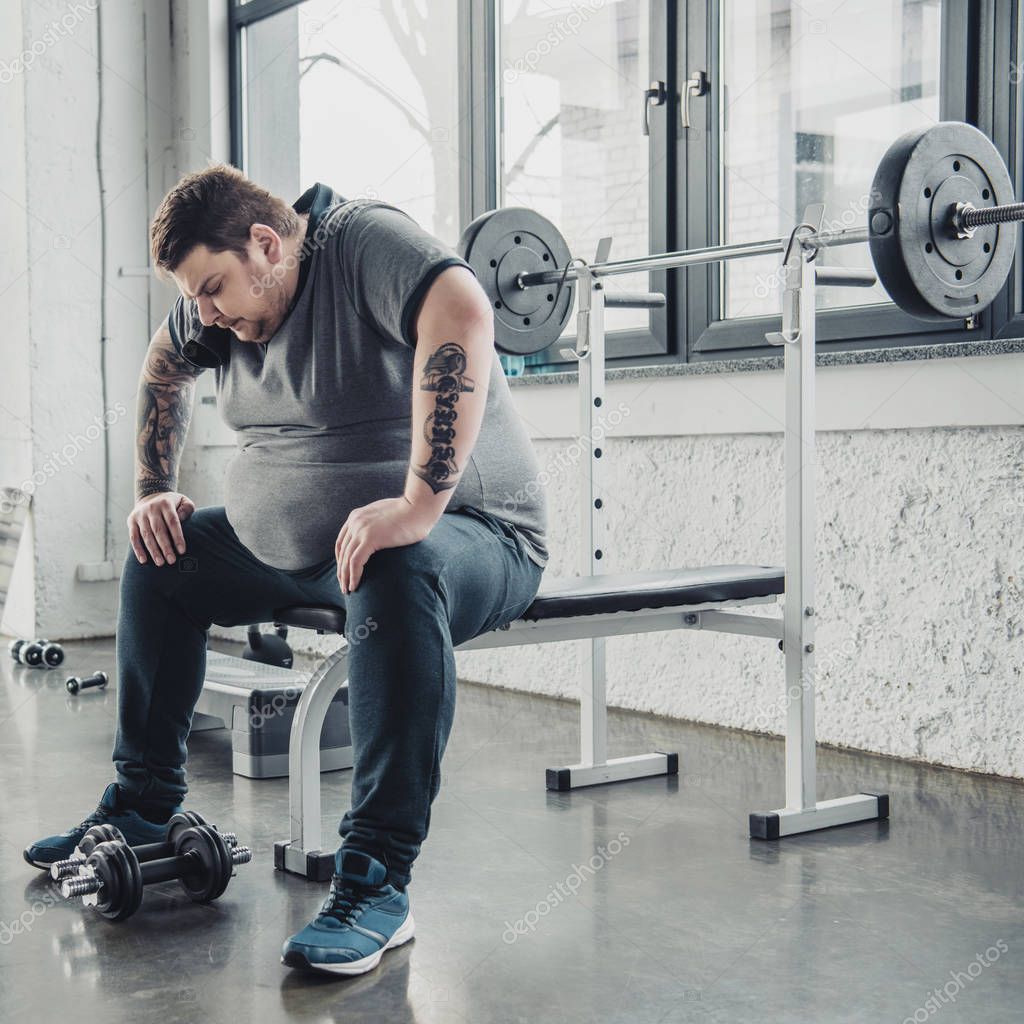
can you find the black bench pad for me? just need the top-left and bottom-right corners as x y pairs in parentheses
(273, 564), (783, 634)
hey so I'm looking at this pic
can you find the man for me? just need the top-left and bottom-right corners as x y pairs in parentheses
(24, 165), (548, 975)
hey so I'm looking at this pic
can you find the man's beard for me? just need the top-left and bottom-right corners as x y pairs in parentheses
(250, 282), (292, 341)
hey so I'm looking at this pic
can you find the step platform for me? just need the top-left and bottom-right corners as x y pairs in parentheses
(193, 650), (352, 779)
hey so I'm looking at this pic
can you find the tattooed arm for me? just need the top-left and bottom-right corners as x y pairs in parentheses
(335, 267), (494, 593)
(136, 319), (203, 500)
(125, 320), (204, 566)
(402, 266), (495, 523)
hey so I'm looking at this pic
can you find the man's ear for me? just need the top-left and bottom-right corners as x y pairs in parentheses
(249, 222), (280, 263)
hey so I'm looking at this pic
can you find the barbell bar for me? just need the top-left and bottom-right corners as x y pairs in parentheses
(458, 121), (1024, 356)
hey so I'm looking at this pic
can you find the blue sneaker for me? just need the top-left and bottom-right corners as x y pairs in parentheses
(22, 782), (184, 871)
(281, 847), (415, 975)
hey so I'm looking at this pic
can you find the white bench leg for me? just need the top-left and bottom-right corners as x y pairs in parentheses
(274, 643), (350, 880)
(749, 249), (888, 839)
(546, 634), (679, 790)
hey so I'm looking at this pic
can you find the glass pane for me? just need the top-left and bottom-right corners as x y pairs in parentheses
(499, 0), (651, 335)
(243, 0), (460, 245)
(720, 0), (942, 318)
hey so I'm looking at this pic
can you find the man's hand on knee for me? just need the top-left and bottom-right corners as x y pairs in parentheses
(127, 492), (195, 566)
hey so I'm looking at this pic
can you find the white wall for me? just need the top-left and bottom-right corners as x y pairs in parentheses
(2, 0), (151, 638)
(0, 0), (36, 638)
(0, 0), (230, 639)
(456, 357), (1024, 780)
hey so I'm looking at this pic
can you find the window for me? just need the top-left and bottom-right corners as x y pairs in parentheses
(690, 0), (973, 356)
(500, 0), (651, 334)
(719, 0), (943, 322)
(232, 0), (461, 246)
(230, 1), (1019, 373)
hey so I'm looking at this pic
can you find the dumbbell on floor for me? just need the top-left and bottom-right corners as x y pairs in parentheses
(60, 824), (252, 922)
(9, 638), (65, 668)
(50, 811), (237, 880)
(65, 671), (108, 695)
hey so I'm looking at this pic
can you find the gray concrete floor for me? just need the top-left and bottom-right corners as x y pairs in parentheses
(2, 634), (1022, 1024)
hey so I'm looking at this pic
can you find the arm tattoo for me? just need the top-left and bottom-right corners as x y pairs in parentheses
(136, 333), (202, 501)
(412, 342), (475, 495)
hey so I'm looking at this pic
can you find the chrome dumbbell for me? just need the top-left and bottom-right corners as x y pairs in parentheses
(9, 637), (65, 668)
(50, 811), (238, 880)
(65, 671), (108, 695)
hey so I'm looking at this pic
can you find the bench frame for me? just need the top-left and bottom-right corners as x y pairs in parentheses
(274, 213), (890, 881)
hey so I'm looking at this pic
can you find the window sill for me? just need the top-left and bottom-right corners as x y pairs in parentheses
(507, 336), (1024, 387)
(505, 337), (1024, 436)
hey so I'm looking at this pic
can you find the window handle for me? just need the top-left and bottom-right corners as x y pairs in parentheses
(681, 70), (708, 130)
(641, 80), (666, 136)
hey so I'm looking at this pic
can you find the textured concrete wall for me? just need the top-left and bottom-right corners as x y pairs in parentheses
(194, 411), (1024, 780)
(453, 427), (1024, 780)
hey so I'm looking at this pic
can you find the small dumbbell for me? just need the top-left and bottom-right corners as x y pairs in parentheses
(66, 671), (108, 695)
(10, 638), (64, 668)
(50, 811), (237, 880)
(61, 826), (252, 922)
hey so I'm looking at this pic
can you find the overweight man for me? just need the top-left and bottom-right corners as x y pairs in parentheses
(24, 165), (548, 976)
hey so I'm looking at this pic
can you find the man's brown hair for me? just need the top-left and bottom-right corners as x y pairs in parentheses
(150, 163), (301, 273)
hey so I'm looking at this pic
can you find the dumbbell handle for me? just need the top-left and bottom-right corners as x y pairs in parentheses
(62, 845), (252, 898)
(66, 671), (107, 694)
(142, 851), (204, 886)
(51, 830), (238, 880)
(131, 831), (237, 861)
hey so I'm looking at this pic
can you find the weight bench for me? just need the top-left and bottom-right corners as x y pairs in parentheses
(272, 565), (789, 880)
(273, 201), (898, 880)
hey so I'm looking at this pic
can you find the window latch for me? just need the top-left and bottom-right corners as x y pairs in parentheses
(641, 80), (666, 136)
(681, 70), (709, 131)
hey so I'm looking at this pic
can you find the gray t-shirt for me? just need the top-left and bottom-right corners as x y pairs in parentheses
(167, 184), (548, 572)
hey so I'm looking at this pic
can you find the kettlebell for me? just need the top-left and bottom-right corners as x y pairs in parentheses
(242, 623), (293, 668)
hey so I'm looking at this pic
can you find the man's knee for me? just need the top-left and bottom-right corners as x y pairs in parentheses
(347, 544), (444, 629)
(120, 508), (223, 599)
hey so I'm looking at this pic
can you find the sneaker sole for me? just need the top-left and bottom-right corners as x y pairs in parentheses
(281, 912), (416, 976)
(23, 848), (56, 872)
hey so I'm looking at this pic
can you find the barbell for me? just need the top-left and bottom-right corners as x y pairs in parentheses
(458, 121), (1024, 356)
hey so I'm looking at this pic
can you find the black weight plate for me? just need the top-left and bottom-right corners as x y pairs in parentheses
(166, 811), (208, 848)
(175, 826), (231, 903)
(77, 823), (124, 856)
(89, 839), (143, 921)
(869, 121), (1016, 321)
(206, 827), (234, 901)
(203, 825), (234, 902)
(458, 207), (574, 355)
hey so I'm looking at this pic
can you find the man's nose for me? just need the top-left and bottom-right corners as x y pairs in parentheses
(196, 294), (218, 326)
